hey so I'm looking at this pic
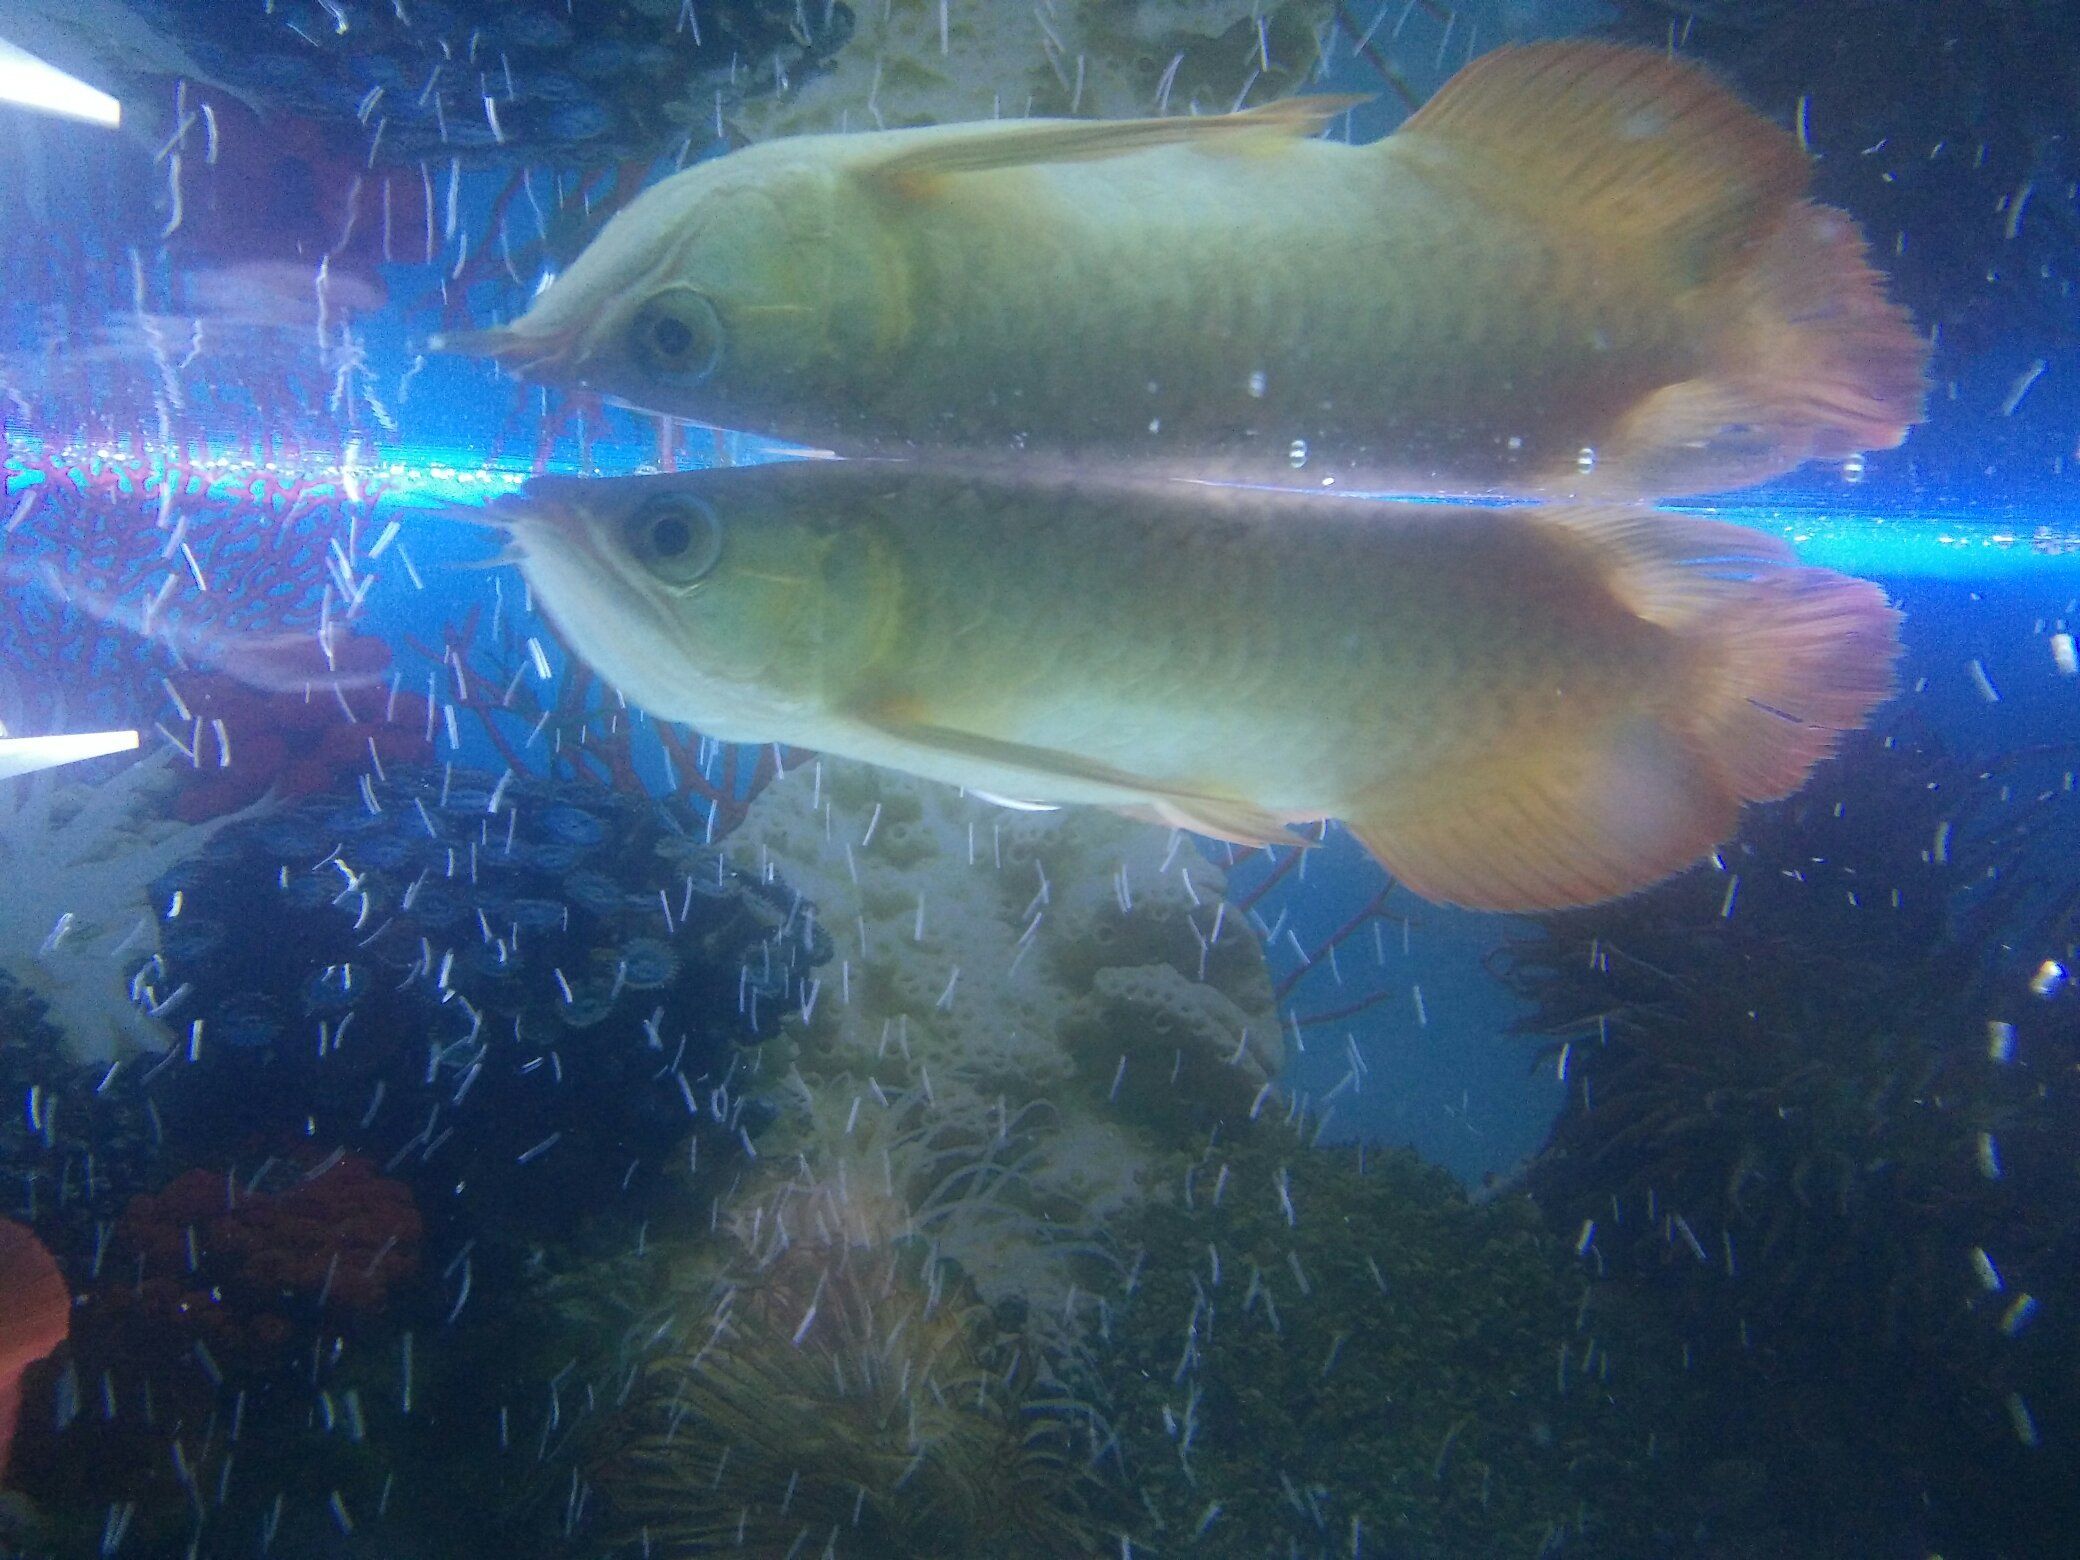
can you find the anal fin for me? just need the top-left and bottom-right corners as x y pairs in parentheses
(857, 709), (1306, 847)
(1117, 799), (1312, 850)
(1345, 716), (1740, 913)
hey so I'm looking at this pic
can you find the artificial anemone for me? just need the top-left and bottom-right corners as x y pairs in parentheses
(1496, 729), (2080, 1554)
(587, 1144), (1108, 1559)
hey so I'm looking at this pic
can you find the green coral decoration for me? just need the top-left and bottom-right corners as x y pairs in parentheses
(1096, 1126), (1702, 1558)
(1497, 729), (2080, 1555)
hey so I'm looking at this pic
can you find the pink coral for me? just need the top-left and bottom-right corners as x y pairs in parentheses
(166, 659), (432, 822)
(101, 1155), (420, 1368)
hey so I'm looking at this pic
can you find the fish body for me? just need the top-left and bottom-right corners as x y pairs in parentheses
(452, 43), (1927, 498)
(502, 463), (1898, 910)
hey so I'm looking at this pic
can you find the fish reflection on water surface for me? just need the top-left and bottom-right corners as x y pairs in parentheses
(490, 463), (1899, 913)
(440, 41), (1929, 499)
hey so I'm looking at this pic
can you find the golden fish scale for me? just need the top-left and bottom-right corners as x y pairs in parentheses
(837, 478), (1666, 816)
(870, 139), (1696, 483)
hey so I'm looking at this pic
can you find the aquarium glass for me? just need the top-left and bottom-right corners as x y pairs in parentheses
(0, 3), (2074, 1556)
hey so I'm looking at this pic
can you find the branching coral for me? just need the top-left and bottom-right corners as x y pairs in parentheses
(0, 749), (263, 1063)
(726, 1), (1340, 141)
(720, 758), (1282, 1334)
(0, 441), (362, 726)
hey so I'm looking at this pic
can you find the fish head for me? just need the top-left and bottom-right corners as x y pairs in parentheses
(494, 467), (893, 743)
(439, 141), (901, 427)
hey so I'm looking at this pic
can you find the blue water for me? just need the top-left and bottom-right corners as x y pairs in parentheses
(4, 4), (2080, 1557)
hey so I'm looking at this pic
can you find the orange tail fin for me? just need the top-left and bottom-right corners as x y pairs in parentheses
(1345, 510), (1901, 912)
(1683, 560), (1902, 805)
(1599, 198), (1932, 496)
(1400, 42), (1929, 497)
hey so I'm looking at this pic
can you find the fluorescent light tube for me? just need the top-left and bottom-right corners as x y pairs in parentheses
(0, 729), (140, 781)
(0, 37), (120, 128)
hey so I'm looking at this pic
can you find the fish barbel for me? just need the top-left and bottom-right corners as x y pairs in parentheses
(441, 41), (1927, 499)
(496, 463), (1899, 911)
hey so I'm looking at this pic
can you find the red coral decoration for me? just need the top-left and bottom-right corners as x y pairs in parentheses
(166, 646), (432, 822)
(0, 1220), (69, 1481)
(98, 1154), (421, 1369)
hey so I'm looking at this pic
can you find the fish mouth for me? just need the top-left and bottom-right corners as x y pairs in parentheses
(476, 491), (537, 532)
(426, 321), (582, 379)
(466, 488), (612, 570)
(422, 494), (532, 539)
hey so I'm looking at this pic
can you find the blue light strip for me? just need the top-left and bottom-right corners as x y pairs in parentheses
(1671, 504), (2080, 582)
(9, 432), (2079, 581)
(1, 433), (533, 508)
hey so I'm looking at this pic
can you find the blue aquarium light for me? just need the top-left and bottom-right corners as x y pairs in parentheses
(1678, 503), (2080, 583)
(2, 434), (534, 510)
(10, 431), (2080, 583)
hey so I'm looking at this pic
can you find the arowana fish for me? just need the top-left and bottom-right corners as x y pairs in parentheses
(493, 463), (1899, 911)
(442, 41), (1927, 499)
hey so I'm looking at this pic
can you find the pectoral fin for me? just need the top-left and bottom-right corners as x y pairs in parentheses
(855, 709), (1307, 847)
(863, 96), (1368, 199)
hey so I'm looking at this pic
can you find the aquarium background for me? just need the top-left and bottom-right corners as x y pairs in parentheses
(1, 2), (2077, 1557)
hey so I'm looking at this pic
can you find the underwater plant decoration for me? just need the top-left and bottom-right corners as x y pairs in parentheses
(587, 1150), (1110, 1559)
(1498, 728), (2080, 1555)
(1093, 1122), (1713, 1559)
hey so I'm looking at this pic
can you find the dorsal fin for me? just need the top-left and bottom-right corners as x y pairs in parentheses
(862, 95), (1368, 200)
(1394, 41), (1808, 281)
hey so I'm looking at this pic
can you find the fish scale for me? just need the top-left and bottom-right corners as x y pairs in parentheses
(866, 480), (1605, 800)
(880, 148), (1533, 469)
(455, 42), (1924, 498)
(505, 464), (1898, 910)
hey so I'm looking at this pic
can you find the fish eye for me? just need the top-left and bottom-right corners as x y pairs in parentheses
(629, 289), (724, 382)
(626, 496), (723, 588)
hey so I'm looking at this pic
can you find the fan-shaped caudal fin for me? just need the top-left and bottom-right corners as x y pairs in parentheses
(1398, 41), (1928, 497)
(1344, 510), (1901, 912)
(0, 1219), (69, 1480)
(1593, 200), (1932, 495)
